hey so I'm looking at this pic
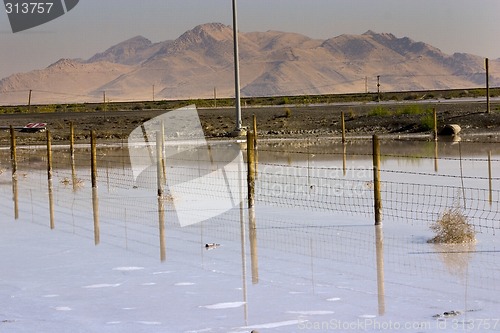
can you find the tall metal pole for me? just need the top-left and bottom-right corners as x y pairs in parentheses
(232, 0), (242, 133)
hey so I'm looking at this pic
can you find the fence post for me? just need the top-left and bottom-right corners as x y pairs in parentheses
(372, 135), (382, 225)
(70, 122), (75, 161)
(247, 131), (256, 208)
(10, 126), (17, 176)
(253, 114), (258, 148)
(70, 122), (77, 190)
(46, 130), (53, 181)
(253, 114), (259, 179)
(341, 111), (346, 144)
(433, 108), (438, 141)
(156, 132), (164, 197)
(90, 131), (100, 244)
(91, 131), (97, 189)
(47, 130), (55, 229)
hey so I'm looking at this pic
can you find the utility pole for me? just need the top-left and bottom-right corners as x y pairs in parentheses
(28, 89), (32, 112)
(153, 84), (155, 102)
(365, 76), (368, 94)
(377, 75), (381, 102)
(231, 0), (243, 136)
(214, 86), (217, 108)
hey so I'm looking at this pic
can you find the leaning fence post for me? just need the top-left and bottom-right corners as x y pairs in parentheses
(247, 131), (256, 208)
(372, 135), (382, 225)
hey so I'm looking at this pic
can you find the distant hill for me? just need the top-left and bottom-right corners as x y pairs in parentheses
(1, 22), (499, 104)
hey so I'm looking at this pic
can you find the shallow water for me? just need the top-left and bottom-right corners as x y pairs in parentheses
(1, 138), (500, 332)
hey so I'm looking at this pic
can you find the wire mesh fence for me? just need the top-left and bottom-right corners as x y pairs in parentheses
(2, 134), (500, 230)
(2, 131), (500, 307)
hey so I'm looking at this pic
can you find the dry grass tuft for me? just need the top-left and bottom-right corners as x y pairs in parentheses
(428, 207), (475, 244)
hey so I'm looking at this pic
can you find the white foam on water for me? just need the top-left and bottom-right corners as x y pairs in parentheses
(175, 282), (195, 286)
(113, 267), (144, 271)
(242, 319), (307, 329)
(200, 301), (245, 310)
(287, 310), (335, 315)
(83, 283), (121, 289)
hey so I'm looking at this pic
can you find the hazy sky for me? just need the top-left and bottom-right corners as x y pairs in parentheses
(1, 0), (499, 79)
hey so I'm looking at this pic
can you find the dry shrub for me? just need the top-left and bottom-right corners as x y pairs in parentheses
(428, 207), (475, 244)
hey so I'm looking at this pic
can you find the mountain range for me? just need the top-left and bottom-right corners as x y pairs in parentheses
(1, 22), (499, 105)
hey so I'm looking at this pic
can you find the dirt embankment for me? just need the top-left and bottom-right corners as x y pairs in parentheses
(1, 101), (500, 145)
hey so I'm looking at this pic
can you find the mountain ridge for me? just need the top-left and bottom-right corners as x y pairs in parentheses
(1, 22), (499, 104)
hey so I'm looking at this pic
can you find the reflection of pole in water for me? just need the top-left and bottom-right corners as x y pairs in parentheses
(92, 188), (100, 245)
(310, 238), (315, 294)
(434, 140), (439, 173)
(342, 143), (347, 176)
(375, 225), (385, 315)
(48, 179), (55, 229)
(249, 206), (259, 284)
(158, 196), (166, 262)
(488, 151), (493, 205)
(12, 176), (19, 220)
(238, 151), (248, 324)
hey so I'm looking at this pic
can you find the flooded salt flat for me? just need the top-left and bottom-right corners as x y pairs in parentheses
(1, 138), (500, 332)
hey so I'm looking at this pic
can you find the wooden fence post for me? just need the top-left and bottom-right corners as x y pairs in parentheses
(253, 114), (258, 148)
(156, 132), (164, 197)
(10, 125), (19, 220)
(46, 130), (53, 181)
(372, 135), (382, 225)
(91, 131), (97, 189)
(247, 131), (256, 208)
(70, 122), (75, 161)
(10, 126), (17, 176)
(90, 130), (100, 244)
(433, 108), (438, 141)
(341, 111), (346, 144)
(70, 122), (77, 190)
(46, 130), (55, 229)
